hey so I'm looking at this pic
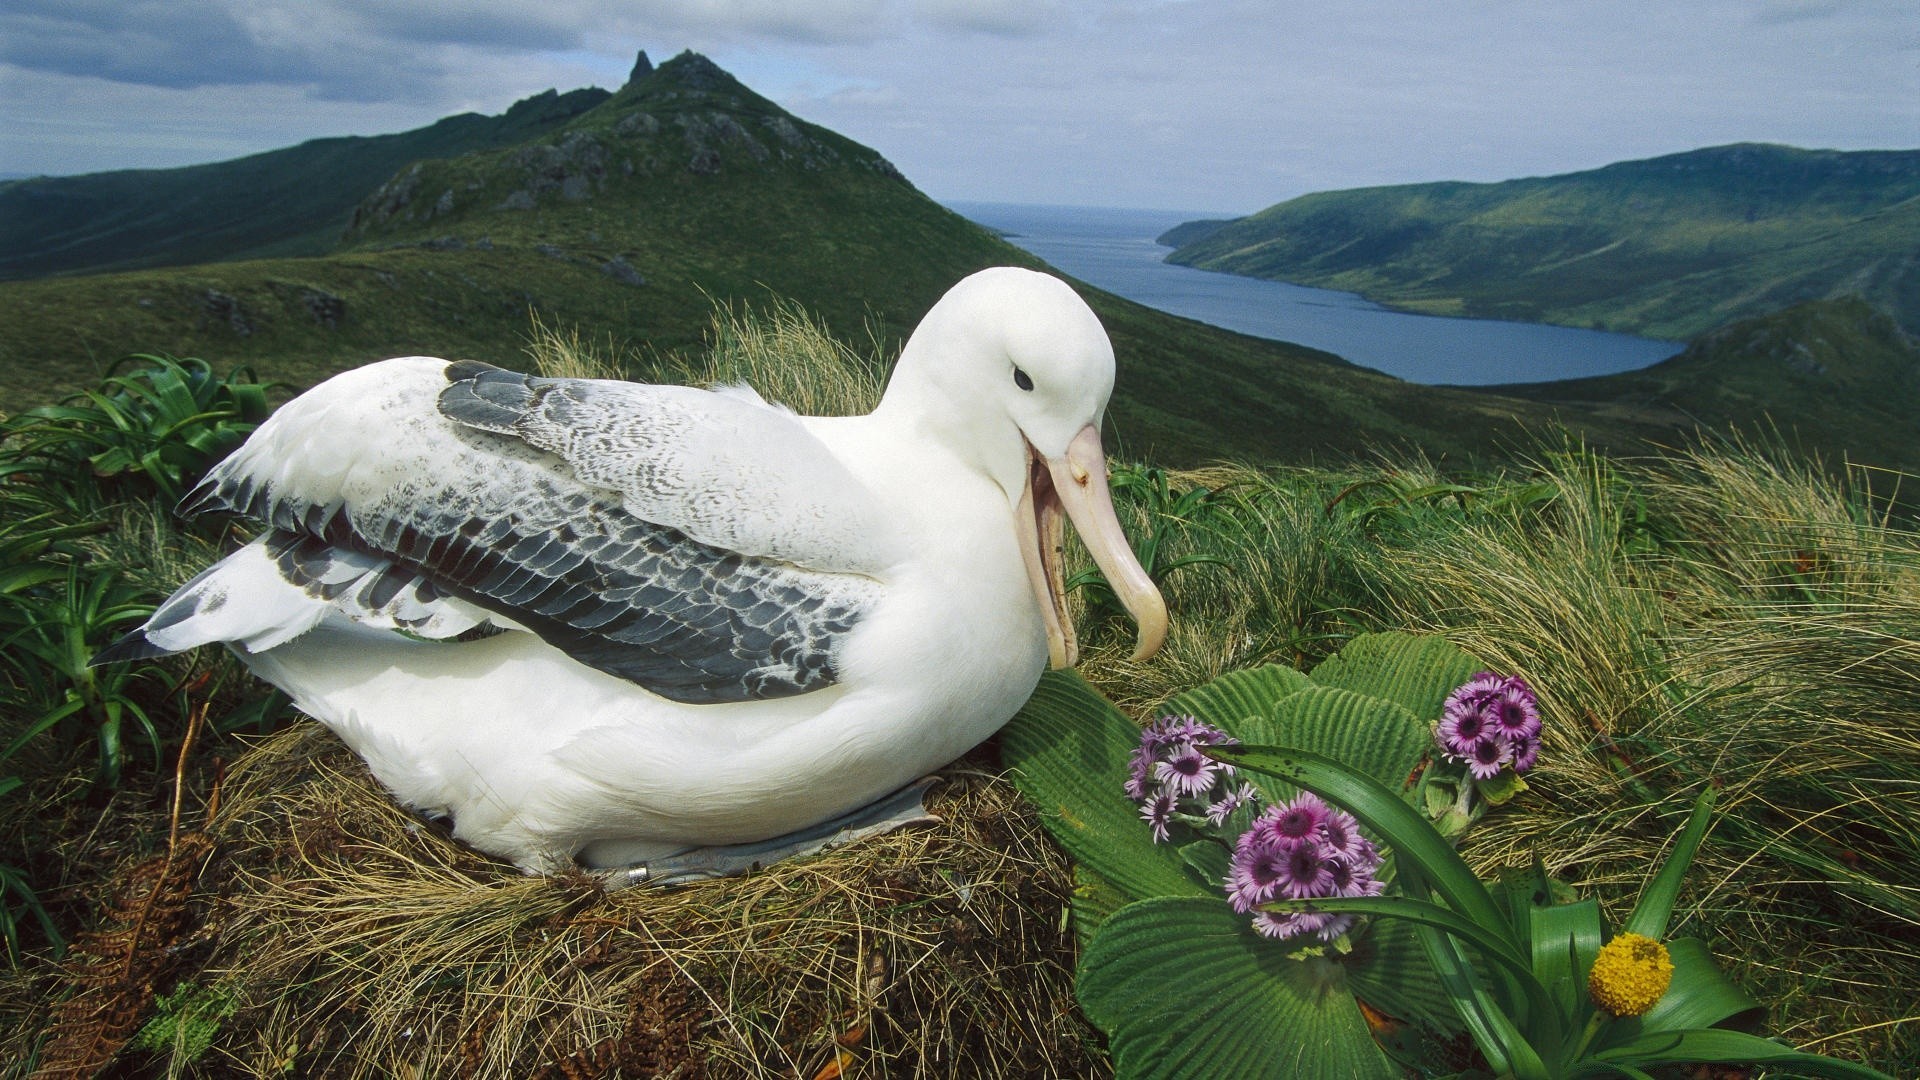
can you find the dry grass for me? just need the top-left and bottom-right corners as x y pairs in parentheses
(4, 726), (1097, 1078)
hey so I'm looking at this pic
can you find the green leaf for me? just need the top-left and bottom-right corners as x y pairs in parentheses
(1476, 768), (1529, 805)
(1623, 787), (1717, 941)
(1241, 685), (1431, 799)
(1000, 672), (1203, 906)
(1343, 914), (1465, 1034)
(1306, 631), (1486, 723)
(1078, 897), (1399, 1080)
(1583, 1027), (1895, 1079)
(1160, 663), (1311, 735)
(1260, 894), (1536, 988)
(1527, 897), (1604, 1030)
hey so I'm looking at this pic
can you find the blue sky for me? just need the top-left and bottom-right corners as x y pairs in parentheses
(2, 1), (1915, 213)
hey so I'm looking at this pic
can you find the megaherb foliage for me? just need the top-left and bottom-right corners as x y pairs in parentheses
(0, 355), (283, 963)
(1006, 633), (1898, 1078)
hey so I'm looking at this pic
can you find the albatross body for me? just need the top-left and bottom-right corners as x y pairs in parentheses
(100, 268), (1166, 873)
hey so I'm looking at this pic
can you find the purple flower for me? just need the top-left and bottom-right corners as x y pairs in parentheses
(1156, 744), (1223, 797)
(1317, 807), (1367, 863)
(1466, 734), (1514, 780)
(1259, 791), (1330, 848)
(1125, 716), (1247, 837)
(1140, 790), (1177, 843)
(1207, 782), (1257, 826)
(1226, 831), (1290, 912)
(1280, 843), (1334, 899)
(1437, 702), (1493, 756)
(1227, 792), (1386, 942)
(1437, 672), (1545, 777)
(1509, 733), (1540, 773)
(1490, 682), (1542, 740)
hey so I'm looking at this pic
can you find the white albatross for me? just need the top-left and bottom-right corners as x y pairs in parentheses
(97, 267), (1167, 876)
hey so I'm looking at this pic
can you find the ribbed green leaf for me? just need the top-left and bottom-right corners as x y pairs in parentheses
(1159, 663), (1311, 734)
(1306, 632), (1486, 722)
(1072, 865), (1130, 949)
(1079, 897), (1398, 1080)
(1583, 1027), (1895, 1079)
(1236, 685), (1431, 805)
(1344, 913), (1464, 1034)
(1000, 671), (1203, 904)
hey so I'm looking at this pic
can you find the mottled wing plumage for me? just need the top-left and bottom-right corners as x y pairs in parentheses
(179, 357), (892, 703)
(438, 360), (896, 571)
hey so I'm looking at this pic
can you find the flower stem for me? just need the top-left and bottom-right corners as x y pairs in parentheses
(1565, 1009), (1608, 1065)
(1453, 775), (1477, 819)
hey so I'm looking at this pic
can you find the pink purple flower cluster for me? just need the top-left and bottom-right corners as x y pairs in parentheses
(1436, 671), (1542, 780)
(1226, 792), (1385, 941)
(1125, 715), (1254, 842)
(1125, 716), (1385, 943)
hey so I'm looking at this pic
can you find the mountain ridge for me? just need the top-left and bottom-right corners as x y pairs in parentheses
(0, 87), (610, 280)
(2, 57), (1912, 474)
(1163, 142), (1920, 340)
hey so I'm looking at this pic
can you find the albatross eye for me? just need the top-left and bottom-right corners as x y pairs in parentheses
(1012, 366), (1034, 392)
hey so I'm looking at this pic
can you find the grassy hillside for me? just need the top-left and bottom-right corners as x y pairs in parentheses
(1166, 143), (1920, 340)
(1493, 297), (1920, 475)
(0, 52), (1672, 469)
(0, 88), (609, 280)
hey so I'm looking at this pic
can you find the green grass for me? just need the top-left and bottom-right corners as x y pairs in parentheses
(1167, 143), (1920, 340)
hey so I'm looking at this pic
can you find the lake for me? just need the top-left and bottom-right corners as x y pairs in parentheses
(947, 201), (1681, 386)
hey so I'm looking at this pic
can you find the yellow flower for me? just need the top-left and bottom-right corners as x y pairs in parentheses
(1587, 932), (1674, 1017)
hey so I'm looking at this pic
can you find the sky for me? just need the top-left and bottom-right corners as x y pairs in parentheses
(2, 1), (1916, 214)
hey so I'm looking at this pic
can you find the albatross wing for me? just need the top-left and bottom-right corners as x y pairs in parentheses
(109, 356), (905, 704)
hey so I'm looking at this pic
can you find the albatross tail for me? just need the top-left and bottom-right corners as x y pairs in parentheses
(91, 539), (333, 666)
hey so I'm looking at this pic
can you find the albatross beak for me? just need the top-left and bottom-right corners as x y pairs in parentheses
(1017, 424), (1170, 669)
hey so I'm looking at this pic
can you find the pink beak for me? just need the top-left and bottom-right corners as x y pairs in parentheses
(1015, 424), (1169, 668)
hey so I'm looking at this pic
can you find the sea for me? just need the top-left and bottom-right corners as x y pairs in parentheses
(946, 201), (1681, 387)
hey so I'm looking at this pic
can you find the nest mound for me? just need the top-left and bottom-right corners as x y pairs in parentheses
(11, 725), (1100, 1078)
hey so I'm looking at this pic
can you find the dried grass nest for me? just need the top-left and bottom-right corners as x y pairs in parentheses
(11, 723), (1103, 1079)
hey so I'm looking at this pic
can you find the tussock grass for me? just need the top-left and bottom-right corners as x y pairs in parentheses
(1065, 439), (1919, 1070)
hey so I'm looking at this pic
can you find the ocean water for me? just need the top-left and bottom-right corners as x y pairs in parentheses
(948, 201), (1680, 386)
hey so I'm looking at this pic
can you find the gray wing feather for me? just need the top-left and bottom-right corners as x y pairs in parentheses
(181, 359), (885, 704)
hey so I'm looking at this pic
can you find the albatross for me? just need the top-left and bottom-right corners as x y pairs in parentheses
(97, 267), (1167, 877)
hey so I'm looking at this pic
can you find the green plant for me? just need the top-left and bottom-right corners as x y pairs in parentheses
(1, 563), (168, 790)
(133, 980), (241, 1074)
(1003, 632), (1486, 1077)
(0, 354), (275, 505)
(1004, 631), (1899, 1078)
(1221, 748), (1890, 1078)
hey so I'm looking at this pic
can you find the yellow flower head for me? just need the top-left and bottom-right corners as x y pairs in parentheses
(1587, 932), (1674, 1017)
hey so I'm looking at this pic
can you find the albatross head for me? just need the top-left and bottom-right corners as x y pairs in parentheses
(882, 266), (1169, 668)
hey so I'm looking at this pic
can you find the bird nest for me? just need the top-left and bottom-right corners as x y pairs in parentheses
(13, 723), (1100, 1079)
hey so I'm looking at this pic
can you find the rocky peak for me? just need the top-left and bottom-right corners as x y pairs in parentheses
(628, 50), (653, 86)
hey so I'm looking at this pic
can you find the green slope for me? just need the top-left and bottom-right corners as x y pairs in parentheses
(1491, 297), (1920, 473)
(1, 51), (1648, 468)
(1166, 144), (1920, 340)
(0, 87), (609, 280)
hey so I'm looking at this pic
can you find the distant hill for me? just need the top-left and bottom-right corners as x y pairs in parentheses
(0, 51), (1623, 468)
(0, 88), (610, 280)
(1492, 297), (1920, 474)
(1163, 144), (1920, 340)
